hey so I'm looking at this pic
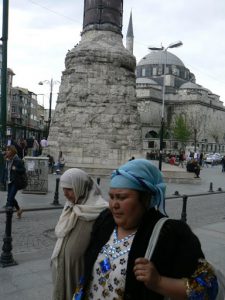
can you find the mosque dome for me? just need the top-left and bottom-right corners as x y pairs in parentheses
(138, 50), (185, 67)
(136, 49), (193, 86)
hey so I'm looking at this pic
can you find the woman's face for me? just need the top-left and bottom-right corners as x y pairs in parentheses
(63, 188), (76, 204)
(109, 188), (145, 230)
(5, 149), (14, 159)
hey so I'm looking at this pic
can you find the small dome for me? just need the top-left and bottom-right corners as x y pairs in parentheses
(136, 78), (158, 85)
(180, 82), (201, 89)
(180, 82), (212, 93)
(138, 50), (185, 67)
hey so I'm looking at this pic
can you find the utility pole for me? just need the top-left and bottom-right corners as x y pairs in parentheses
(0, 0), (9, 188)
(0, 0), (8, 145)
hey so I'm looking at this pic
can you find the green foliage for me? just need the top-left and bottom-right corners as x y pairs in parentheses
(172, 116), (191, 146)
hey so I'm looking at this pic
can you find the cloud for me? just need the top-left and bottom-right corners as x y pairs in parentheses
(0, 0), (224, 106)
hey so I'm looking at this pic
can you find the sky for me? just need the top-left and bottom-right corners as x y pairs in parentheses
(1, 0), (225, 109)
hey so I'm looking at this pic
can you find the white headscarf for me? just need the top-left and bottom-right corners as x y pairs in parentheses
(51, 168), (108, 264)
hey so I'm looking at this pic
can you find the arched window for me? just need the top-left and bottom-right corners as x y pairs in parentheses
(145, 131), (158, 138)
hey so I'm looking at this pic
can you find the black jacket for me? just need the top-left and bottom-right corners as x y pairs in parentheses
(5, 155), (26, 183)
(82, 208), (204, 300)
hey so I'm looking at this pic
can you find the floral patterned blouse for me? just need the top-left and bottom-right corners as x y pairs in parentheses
(87, 228), (135, 300)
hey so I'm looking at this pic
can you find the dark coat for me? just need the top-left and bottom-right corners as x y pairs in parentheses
(5, 155), (26, 183)
(82, 208), (204, 300)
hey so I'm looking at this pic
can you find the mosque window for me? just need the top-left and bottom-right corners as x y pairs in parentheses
(158, 66), (163, 75)
(145, 130), (158, 138)
(152, 67), (157, 75)
(172, 65), (177, 75)
(148, 141), (155, 148)
(142, 68), (146, 76)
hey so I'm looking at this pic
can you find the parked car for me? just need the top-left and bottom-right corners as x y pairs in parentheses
(205, 153), (222, 164)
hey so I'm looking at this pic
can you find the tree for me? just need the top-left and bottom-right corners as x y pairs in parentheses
(172, 115), (191, 148)
(186, 111), (206, 152)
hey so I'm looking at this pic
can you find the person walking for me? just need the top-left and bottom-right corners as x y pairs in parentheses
(32, 137), (40, 157)
(178, 151), (185, 168)
(75, 159), (218, 300)
(54, 151), (65, 174)
(221, 155), (225, 173)
(40, 137), (48, 155)
(51, 168), (108, 300)
(4, 145), (25, 218)
(40, 137), (48, 148)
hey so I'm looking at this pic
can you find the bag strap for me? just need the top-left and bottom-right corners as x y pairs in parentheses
(145, 217), (169, 260)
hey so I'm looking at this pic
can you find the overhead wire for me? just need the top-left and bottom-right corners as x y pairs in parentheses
(26, 0), (81, 24)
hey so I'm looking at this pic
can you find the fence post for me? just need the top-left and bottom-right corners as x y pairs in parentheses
(0, 207), (17, 267)
(174, 191), (180, 196)
(52, 177), (60, 205)
(181, 195), (188, 223)
(208, 182), (214, 192)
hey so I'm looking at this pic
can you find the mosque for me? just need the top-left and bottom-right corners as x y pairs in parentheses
(126, 14), (225, 156)
(48, 0), (225, 172)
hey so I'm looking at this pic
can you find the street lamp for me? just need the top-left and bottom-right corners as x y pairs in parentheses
(149, 41), (183, 170)
(38, 78), (59, 137)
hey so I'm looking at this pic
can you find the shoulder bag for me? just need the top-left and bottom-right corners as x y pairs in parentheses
(144, 218), (225, 300)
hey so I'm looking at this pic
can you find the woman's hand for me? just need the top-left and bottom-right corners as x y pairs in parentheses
(133, 258), (161, 290)
(134, 257), (187, 300)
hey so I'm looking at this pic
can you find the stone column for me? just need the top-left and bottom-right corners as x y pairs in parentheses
(48, 2), (143, 172)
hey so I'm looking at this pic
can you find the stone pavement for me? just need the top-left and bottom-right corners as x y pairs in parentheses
(0, 163), (225, 299)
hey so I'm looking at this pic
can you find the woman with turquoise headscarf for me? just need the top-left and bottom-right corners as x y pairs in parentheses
(75, 159), (218, 300)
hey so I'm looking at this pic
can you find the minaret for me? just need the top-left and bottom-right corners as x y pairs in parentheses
(48, 0), (142, 171)
(126, 11), (134, 54)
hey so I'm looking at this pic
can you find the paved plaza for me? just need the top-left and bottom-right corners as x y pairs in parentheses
(0, 163), (225, 299)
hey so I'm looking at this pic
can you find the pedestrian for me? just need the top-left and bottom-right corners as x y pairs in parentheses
(40, 137), (48, 148)
(178, 151), (185, 167)
(75, 159), (218, 299)
(54, 151), (65, 174)
(193, 159), (201, 178)
(4, 145), (25, 218)
(32, 136), (40, 157)
(51, 168), (108, 300)
(26, 136), (34, 156)
(221, 155), (225, 173)
(47, 154), (55, 174)
(40, 137), (48, 155)
(19, 137), (28, 157)
(202, 153), (208, 168)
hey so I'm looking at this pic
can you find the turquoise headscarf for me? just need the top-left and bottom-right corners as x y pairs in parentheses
(110, 159), (167, 214)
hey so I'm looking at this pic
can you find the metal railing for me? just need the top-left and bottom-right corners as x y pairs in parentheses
(1, 180), (224, 267)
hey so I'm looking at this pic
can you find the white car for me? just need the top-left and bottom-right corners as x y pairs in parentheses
(205, 153), (222, 164)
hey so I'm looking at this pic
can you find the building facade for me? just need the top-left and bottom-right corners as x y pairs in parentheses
(135, 50), (225, 155)
(9, 87), (45, 140)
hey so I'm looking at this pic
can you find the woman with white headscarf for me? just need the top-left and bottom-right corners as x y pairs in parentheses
(51, 168), (108, 300)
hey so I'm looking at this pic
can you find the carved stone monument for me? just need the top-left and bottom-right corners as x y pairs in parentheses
(48, 0), (143, 172)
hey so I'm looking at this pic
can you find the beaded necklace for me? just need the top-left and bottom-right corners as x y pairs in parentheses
(99, 227), (136, 274)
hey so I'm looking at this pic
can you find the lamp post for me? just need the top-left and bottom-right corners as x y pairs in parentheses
(0, 0), (9, 189)
(38, 79), (59, 137)
(149, 41), (183, 170)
